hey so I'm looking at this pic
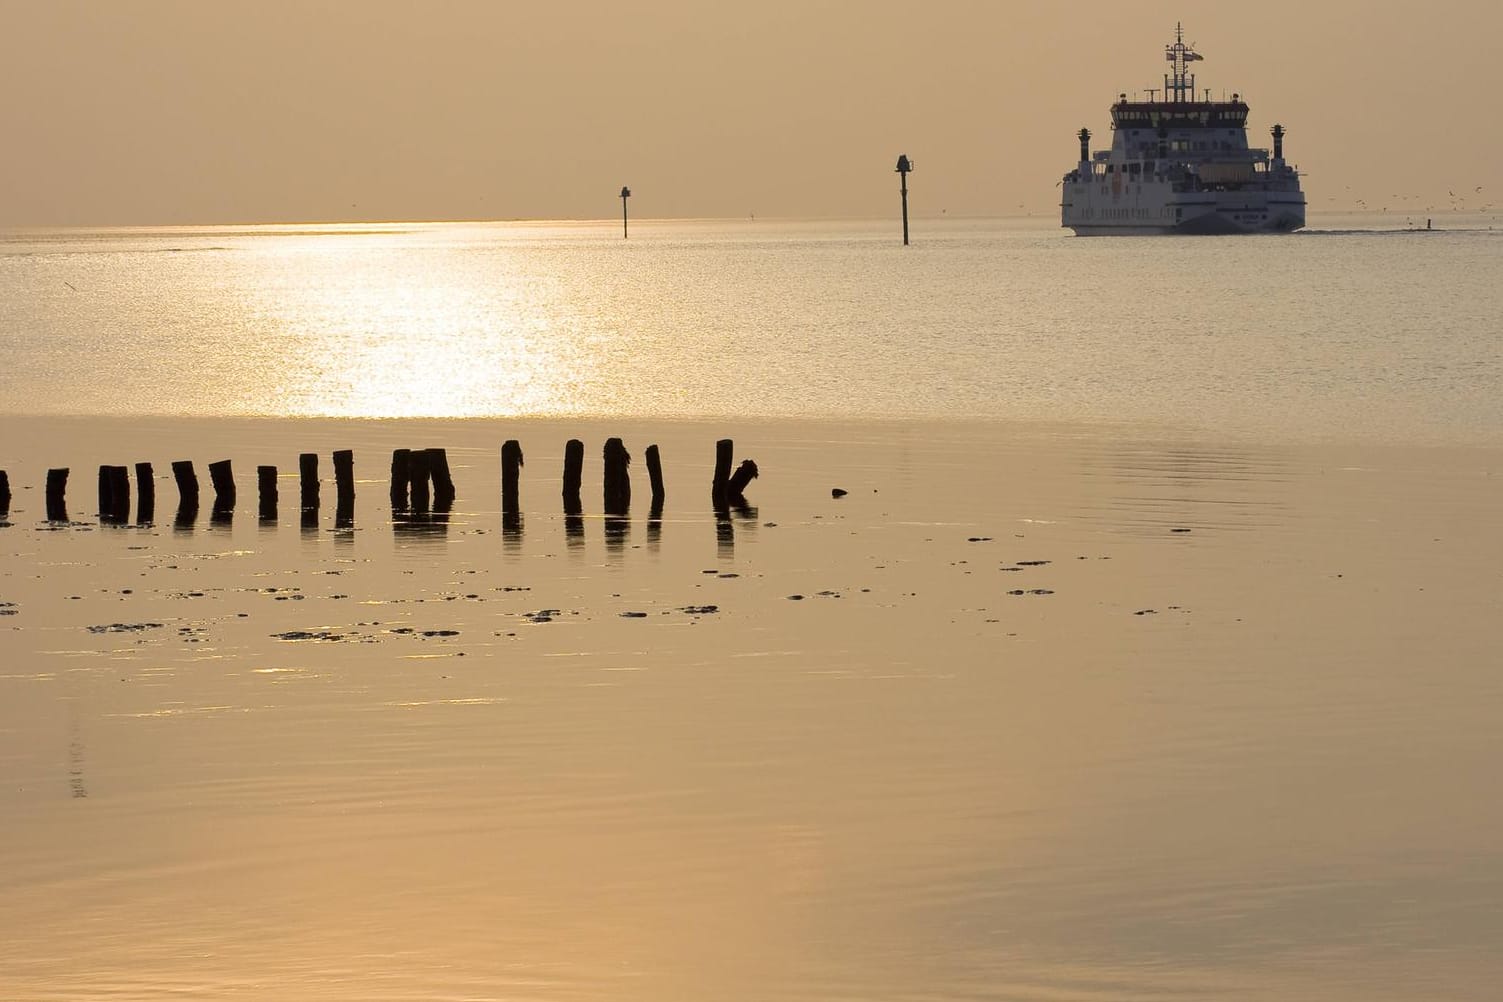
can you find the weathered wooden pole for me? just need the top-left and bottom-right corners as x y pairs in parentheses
(562, 438), (584, 514)
(406, 449), (431, 514)
(107, 466), (130, 522)
(389, 448), (410, 512)
(208, 460), (236, 512)
(299, 453), (319, 511)
(727, 459), (759, 503)
(98, 465), (129, 522)
(712, 438), (733, 508)
(895, 154), (914, 246)
(333, 449), (355, 524)
(258, 465), (278, 521)
(172, 460), (199, 508)
(426, 448), (455, 511)
(135, 462), (154, 524)
(645, 444), (665, 510)
(620, 186), (631, 238)
(501, 440), (523, 515)
(603, 438), (631, 515)
(46, 468), (69, 522)
(97, 466), (113, 521)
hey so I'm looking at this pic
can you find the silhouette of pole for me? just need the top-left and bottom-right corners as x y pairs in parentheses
(562, 438), (585, 514)
(258, 465), (278, 521)
(895, 154), (914, 245)
(501, 440), (524, 515)
(620, 186), (631, 239)
(46, 468), (69, 522)
(135, 462), (155, 524)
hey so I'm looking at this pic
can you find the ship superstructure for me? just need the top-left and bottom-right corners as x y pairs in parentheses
(1061, 25), (1305, 235)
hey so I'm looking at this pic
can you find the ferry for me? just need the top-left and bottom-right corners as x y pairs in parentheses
(1061, 25), (1306, 235)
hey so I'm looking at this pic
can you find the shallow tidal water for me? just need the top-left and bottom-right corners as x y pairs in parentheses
(1, 215), (1501, 444)
(2, 219), (1502, 999)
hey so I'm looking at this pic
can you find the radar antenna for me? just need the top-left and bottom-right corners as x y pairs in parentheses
(1163, 22), (1203, 103)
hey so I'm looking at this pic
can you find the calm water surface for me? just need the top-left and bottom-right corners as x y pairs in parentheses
(2, 221), (1501, 1000)
(1, 215), (1500, 442)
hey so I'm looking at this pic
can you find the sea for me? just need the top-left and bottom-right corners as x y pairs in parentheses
(2, 216), (1502, 1002)
(1, 215), (1500, 443)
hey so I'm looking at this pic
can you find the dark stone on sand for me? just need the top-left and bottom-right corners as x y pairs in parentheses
(831, 488), (848, 498)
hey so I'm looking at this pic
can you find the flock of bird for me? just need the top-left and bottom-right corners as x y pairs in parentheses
(1338, 184), (1492, 217)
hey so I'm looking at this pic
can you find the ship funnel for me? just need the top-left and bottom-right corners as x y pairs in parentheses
(1271, 123), (1285, 162)
(1077, 128), (1091, 164)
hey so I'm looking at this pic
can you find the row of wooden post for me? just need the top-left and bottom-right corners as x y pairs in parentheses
(13, 452), (354, 525)
(0, 439), (757, 525)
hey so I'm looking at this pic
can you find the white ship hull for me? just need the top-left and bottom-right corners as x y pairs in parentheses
(1062, 180), (1306, 236)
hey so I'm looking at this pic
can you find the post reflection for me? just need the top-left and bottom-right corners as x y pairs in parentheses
(503, 510), (523, 553)
(647, 500), (663, 549)
(714, 500), (758, 556)
(604, 514), (629, 554)
(393, 509), (448, 542)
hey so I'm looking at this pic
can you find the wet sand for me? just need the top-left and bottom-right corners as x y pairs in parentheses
(2, 415), (1501, 1000)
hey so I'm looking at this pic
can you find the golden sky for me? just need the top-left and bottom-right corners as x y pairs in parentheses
(2, 0), (1499, 225)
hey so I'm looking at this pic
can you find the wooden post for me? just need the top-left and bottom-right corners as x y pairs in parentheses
(603, 438), (631, 515)
(208, 460), (236, 512)
(645, 444), (665, 509)
(135, 462), (154, 524)
(501, 440), (523, 515)
(727, 459), (759, 503)
(562, 438), (584, 514)
(333, 449), (355, 524)
(172, 460), (199, 507)
(389, 449), (410, 512)
(712, 438), (733, 508)
(97, 465), (130, 522)
(97, 465), (112, 521)
(426, 448), (455, 511)
(258, 465), (278, 521)
(299, 453), (319, 511)
(108, 466), (130, 522)
(405, 449), (431, 514)
(46, 468), (69, 522)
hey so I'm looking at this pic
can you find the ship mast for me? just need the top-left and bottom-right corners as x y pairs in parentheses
(1163, 22), (1202, 104)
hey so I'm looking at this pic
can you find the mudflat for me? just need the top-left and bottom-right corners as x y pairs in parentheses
(2, 415), (1500, 1000)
